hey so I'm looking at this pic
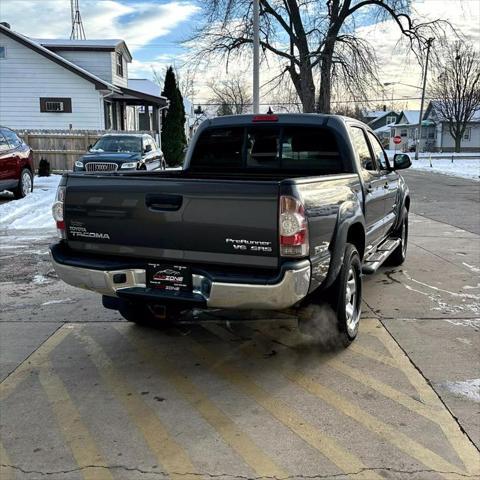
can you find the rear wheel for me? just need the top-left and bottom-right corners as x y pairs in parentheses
(330, 243), (362, 344)
(299, 243), (362, 346)
(387, 207), (408, 266)
(13, 169), (33, 199)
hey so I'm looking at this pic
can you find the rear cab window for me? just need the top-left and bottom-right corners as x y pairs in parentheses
(190, 125), (346, 175)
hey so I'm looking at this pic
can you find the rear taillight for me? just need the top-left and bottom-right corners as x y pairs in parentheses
(279, 195), (309, 257)
(52, 186), (66, 239)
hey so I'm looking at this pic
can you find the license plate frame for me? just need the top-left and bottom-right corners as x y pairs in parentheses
(146, 263), (192, 293)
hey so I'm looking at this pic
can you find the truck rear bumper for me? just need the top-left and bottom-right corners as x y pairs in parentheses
(50, 248), (311, 310)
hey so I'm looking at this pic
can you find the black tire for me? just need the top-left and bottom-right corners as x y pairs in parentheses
(13, 168), (33, 199)
(299, 243), (362, 347)
(387, 207), (408, 266)
(329, 243), (362, 344)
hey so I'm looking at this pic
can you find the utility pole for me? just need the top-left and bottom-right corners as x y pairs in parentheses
(252, 0), (260, 114)
(416, 37), (434, 161)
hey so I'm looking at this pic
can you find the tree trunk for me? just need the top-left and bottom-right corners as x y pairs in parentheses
(454, 136), (462, 153)
(298, 63), (316, 112)
(318, 50), (333, 113)
(288, 62), (316, 113)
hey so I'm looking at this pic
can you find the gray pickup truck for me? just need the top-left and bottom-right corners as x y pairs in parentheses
(50, 114), (411, 344)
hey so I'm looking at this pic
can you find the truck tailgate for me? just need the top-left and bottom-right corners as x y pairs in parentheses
(64, 175), (280, 268)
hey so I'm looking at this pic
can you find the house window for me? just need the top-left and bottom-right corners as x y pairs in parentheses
(40, 97), (72, 113)
(116, 52), (123, 77)
(400, 129), (407, 137)
(464, 128), (471, 141)
(0, 46), (5, 59)
(386, 115), (396, 125)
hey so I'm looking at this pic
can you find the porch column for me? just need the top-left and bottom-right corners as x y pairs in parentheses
(152, 105), (159, 136)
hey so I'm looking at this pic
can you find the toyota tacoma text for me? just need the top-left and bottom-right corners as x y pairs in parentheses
(50, 114), (411, 344)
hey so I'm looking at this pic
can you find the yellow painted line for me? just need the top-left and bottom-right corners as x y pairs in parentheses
(38, 360), (113, 480)
(0, 326), (72, 401)
(185, 336), (383, 480)
(281, 368), (469, 479)
(113, 324), (288, 479)
(208, 325), (471, 479)
(366, 322), (480, 474)
(365, 322), (439, 405)
(74, 329), (201, 480)
(0, 442), (15, 480)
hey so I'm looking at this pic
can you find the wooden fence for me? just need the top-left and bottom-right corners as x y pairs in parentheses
(14, 129), (155, 171)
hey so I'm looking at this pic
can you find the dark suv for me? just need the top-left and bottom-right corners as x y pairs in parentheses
(0, 127), (34, 198)
(74, 133), (165, 173)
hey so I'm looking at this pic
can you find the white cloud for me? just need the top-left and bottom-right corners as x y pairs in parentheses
(1, 1), (200, 52)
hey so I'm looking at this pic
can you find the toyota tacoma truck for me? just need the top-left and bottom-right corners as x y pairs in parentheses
(50, 114), (411, 344)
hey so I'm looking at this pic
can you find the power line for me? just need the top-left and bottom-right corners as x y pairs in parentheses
(192, 96), (435, 106)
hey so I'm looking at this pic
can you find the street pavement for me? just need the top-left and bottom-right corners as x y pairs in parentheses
(1, 170), (479, 479)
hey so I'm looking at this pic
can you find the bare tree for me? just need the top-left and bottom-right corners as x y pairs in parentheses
(208, 76), (252, 115)
(429, 41), (480, 153)
(189, 0), (451, 114)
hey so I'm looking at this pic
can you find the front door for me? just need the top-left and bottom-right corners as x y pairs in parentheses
(350, 126), (386, 249)
(367, 131), (399, 235)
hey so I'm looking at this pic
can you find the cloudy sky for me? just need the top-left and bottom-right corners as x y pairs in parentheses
(2, 0), (479, 108)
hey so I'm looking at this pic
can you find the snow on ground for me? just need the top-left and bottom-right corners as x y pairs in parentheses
(0, 175), (61, 233)
(385, 151), (480, 181)
(409, 158), (480, 181)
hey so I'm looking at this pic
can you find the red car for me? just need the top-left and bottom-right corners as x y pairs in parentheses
(0, 127), (34, 198)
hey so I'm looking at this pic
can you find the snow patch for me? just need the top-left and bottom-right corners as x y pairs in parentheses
(32, 274), (52, 285)
(462, 262), (480, 274)
(444, 319), (480, 329)
(0, 175), (61, 233)
(410, 158), (479, 181)
(41, 298), (74, 306)
(440, 379), (480, 403)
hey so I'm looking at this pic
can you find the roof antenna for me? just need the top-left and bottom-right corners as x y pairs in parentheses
(70, 0), (86, 40)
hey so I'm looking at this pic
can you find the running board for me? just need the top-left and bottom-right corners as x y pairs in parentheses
(362, 238), (401, 274)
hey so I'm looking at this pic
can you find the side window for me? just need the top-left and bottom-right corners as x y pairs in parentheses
(0, 133), (10, 152)
(350, 126), (376, 171)
(2, 129), (22, 148)
(367, 132), (389, 170)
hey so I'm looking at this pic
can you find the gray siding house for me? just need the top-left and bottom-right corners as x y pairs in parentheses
(0, 23), (167, 136)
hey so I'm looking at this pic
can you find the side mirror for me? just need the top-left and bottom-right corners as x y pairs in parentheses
(393, 153), (411, 170)
(144, 144), (152, 153)
(88, 144), (93, 151)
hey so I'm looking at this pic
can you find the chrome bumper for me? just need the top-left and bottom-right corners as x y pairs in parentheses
(50, 254), (311, 310)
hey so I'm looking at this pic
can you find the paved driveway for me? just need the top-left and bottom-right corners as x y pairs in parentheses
(1, 170), (479, 479)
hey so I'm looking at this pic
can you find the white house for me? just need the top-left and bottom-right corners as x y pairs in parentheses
(423, 101), (480, 153)
(0, 22), (167, 137)
(389, 105), (480, 152)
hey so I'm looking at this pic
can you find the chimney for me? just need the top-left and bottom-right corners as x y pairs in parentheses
(0, 22), (11, 29)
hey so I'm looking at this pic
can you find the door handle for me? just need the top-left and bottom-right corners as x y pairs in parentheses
(366, 184), (374, 193)
(383, 182), (389, 189)
(145, 194), (183, 211)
